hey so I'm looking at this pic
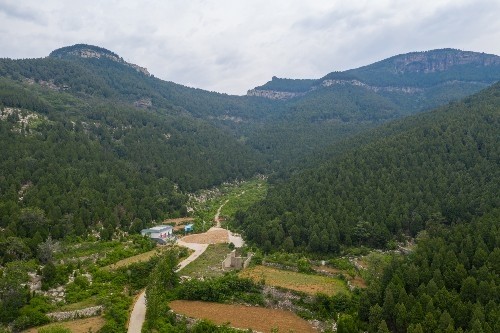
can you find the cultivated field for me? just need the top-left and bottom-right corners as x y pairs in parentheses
(23, 316), (105, 333)
(240, 265), (348, 296)
(169, 300), (316, 333)
(104, 248), (162, 270)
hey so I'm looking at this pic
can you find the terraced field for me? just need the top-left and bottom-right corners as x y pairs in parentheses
(169, 300), (316, 333)
(240, 265), (348, 296)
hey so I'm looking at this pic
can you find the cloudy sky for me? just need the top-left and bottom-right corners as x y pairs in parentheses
(1, 0), (499, 95)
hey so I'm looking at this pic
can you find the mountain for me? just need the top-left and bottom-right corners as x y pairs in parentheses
(235, 82), (500, 253)
(1, 45), (499, 242)
(0, 58), (264, 240)
(244, 49), (500, 166)
(249, 49), (500, 99)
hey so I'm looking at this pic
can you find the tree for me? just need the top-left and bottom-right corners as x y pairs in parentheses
(282, 236), (294, 252)
(41, 262), (57, 290)
(336, 314), (358, 333)
(369, 304), (383, 332)
(377, 320), (390, 333)
(37, 236), (60, 264)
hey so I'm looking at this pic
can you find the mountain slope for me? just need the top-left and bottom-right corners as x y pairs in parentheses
(0, 76), (264, 240)
(245, 49), (500, 166)
(236, 83), (500, 253)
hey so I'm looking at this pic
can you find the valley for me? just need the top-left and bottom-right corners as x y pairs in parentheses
(0, 44), (498, 333)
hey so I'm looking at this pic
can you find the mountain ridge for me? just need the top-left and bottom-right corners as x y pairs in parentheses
(249, 48), (500, 99)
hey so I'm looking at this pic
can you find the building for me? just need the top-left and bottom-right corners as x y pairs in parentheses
(141, 225), (174, 244)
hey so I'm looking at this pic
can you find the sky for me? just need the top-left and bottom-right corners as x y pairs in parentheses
(1, 0), (499, 95)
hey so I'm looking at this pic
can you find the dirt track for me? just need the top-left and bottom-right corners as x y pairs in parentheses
(128, 241), (208, 333)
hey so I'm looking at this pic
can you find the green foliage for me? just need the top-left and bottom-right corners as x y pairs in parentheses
(361, 211), (500, 332)
(254, 76), (315, 93)
(145, 250), (179, 328)
(238, 83), (500, 253)
(176, 273), (263, 304)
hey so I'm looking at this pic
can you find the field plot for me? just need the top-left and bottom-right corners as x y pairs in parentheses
(240, 265), (348, 296)
(180, 243), (231, 278)
(181, 227), (228, 244)
(23, 316), (105, 333)
(169, 300), (316, 333)
(105, 248), (161, 270)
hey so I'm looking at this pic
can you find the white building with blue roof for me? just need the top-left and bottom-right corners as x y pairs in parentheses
(140, 225), (174, 244)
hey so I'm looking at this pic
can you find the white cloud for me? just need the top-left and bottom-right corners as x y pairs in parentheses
(0, 0), (499, 94)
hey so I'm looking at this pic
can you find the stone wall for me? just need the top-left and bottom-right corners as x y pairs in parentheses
(47, 306), (103, 322)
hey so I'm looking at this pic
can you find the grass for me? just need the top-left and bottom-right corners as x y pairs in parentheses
(104, 247), (162, 270)
(190, 177), (268, 228)
(180, 243), (232, 278)
(169, 300), (316, 333)
(240, 265), (349, 296)
(56, 298), (98, 311)
(220, 178), (267, 219)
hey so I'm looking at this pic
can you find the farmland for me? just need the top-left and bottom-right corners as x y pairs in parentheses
(23, 316), (105, 333)
(240, 265), (349, 296)
(169, 300), (316, 333)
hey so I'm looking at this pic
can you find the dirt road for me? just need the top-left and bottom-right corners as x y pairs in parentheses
(128, 196), (243, 332)
(127, 240), (208, 333)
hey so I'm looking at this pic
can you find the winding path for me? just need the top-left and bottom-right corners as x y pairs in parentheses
(127, 241), (209, 333)
(128, 196), (243, 332)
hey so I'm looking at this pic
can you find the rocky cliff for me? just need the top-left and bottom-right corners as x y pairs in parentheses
(50, 44), (150, 76)
(248, 49), (500, 100)
(385, 49), (500, 74)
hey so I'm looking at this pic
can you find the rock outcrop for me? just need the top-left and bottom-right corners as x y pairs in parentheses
(50, 44), (150, 76)
(246, 89), (306, 100)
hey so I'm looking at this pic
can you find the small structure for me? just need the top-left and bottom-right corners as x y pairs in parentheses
(141, 225), (174, 244)
(184, 224), (194, 233)
(222, 250), (253, 270)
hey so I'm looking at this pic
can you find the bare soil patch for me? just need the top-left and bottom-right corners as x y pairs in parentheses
(169, 300), (317, 333)
(180, 227), (228, 244)
(351, 276), (367, 288)
(23, 316), (105, 333)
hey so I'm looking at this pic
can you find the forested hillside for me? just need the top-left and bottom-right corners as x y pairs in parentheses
(236, 83), (500, 253)
(0, 77), (263, 254)
(4, 45), (499, 169)
(358, 211), (499, 333)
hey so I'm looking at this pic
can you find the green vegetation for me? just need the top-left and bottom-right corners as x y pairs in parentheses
(359, 212), (500, 333)
(190, 177), (267, 229)
(254, 76), (315, 92)
(1, 44), (499, 332)
(176, 273), (264, 305)
(240, 265), (348, 296)
(237, 83), (500, 254)
(180, 244), (232, 278)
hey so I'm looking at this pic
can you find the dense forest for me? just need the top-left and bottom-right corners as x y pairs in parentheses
(235, 83), (500, 253)
(358, 211), (499, 333)
(0, 44), (499, 332)
(0, 77), (263, 261)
